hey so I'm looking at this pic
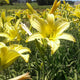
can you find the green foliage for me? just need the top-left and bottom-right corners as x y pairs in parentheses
(0, 32), (79, 80)
(0, 0), (7, 6)
(0, 25), (79, 79)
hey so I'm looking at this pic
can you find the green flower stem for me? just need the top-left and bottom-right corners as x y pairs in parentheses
(35, 40), (45, 80)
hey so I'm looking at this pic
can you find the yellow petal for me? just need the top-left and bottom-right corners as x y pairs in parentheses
(0, 33), (12, 40)
(0, 47), (19, 70)
(63, 0), (66, 4)
(15, 19), (21, 29)
(26, 33), (43, 42)
(56, 0), (61, 8)
(30, 15), (45, 32)
(0, 42), (6, 48)
(47, 14), (55, 26)
(5, 50), (19, 66)
(9, 44), (30, 63)
(58, 33), (76, 42)
(9, 44), (31, 63)
(9, 44), (31, 54)
(57, 21), (70, 35)
(18, 48), (31, 54)
(1, 11), (5, 22)
(31, 19), (41, 32)
(0, 46), (8, 66)
(47, 39), (60, 54)
(0, 18), (3, 27)
(20, 54), (29, 63)
(6, 16), (14, 22)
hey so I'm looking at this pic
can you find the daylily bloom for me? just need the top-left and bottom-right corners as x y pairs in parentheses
(26, 14), (75, 54)
(0, 42), (31, 70)
(0, 19), (21, 42)
(15, 10), (22, 18)
(26, 2), (41, 19)
(0, 11), (14, 28)
(26, 2), (37, 14)
(63, 0), (66, 4)
(73, 9), (80, 18)
(50, 0), (61, 14)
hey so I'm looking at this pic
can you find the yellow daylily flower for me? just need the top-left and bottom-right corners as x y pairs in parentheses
(50, 0), (61, 14)
(26, 14), (75, 54)
(26, 2), (36, 14)
(63, 0), (66, 4)
(15, 10), (22, 18)
(0, 42), (31, 70)
(0, 19), (21, 42)
(1, 11), (14, 25)
(75, 4), (80, 9)
(26, 2), (41, 19)
(0, 11), (14, 30)
(73, 9), (80, 18)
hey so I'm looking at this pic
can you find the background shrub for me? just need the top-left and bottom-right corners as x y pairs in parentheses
(37, 0), (54, 5)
